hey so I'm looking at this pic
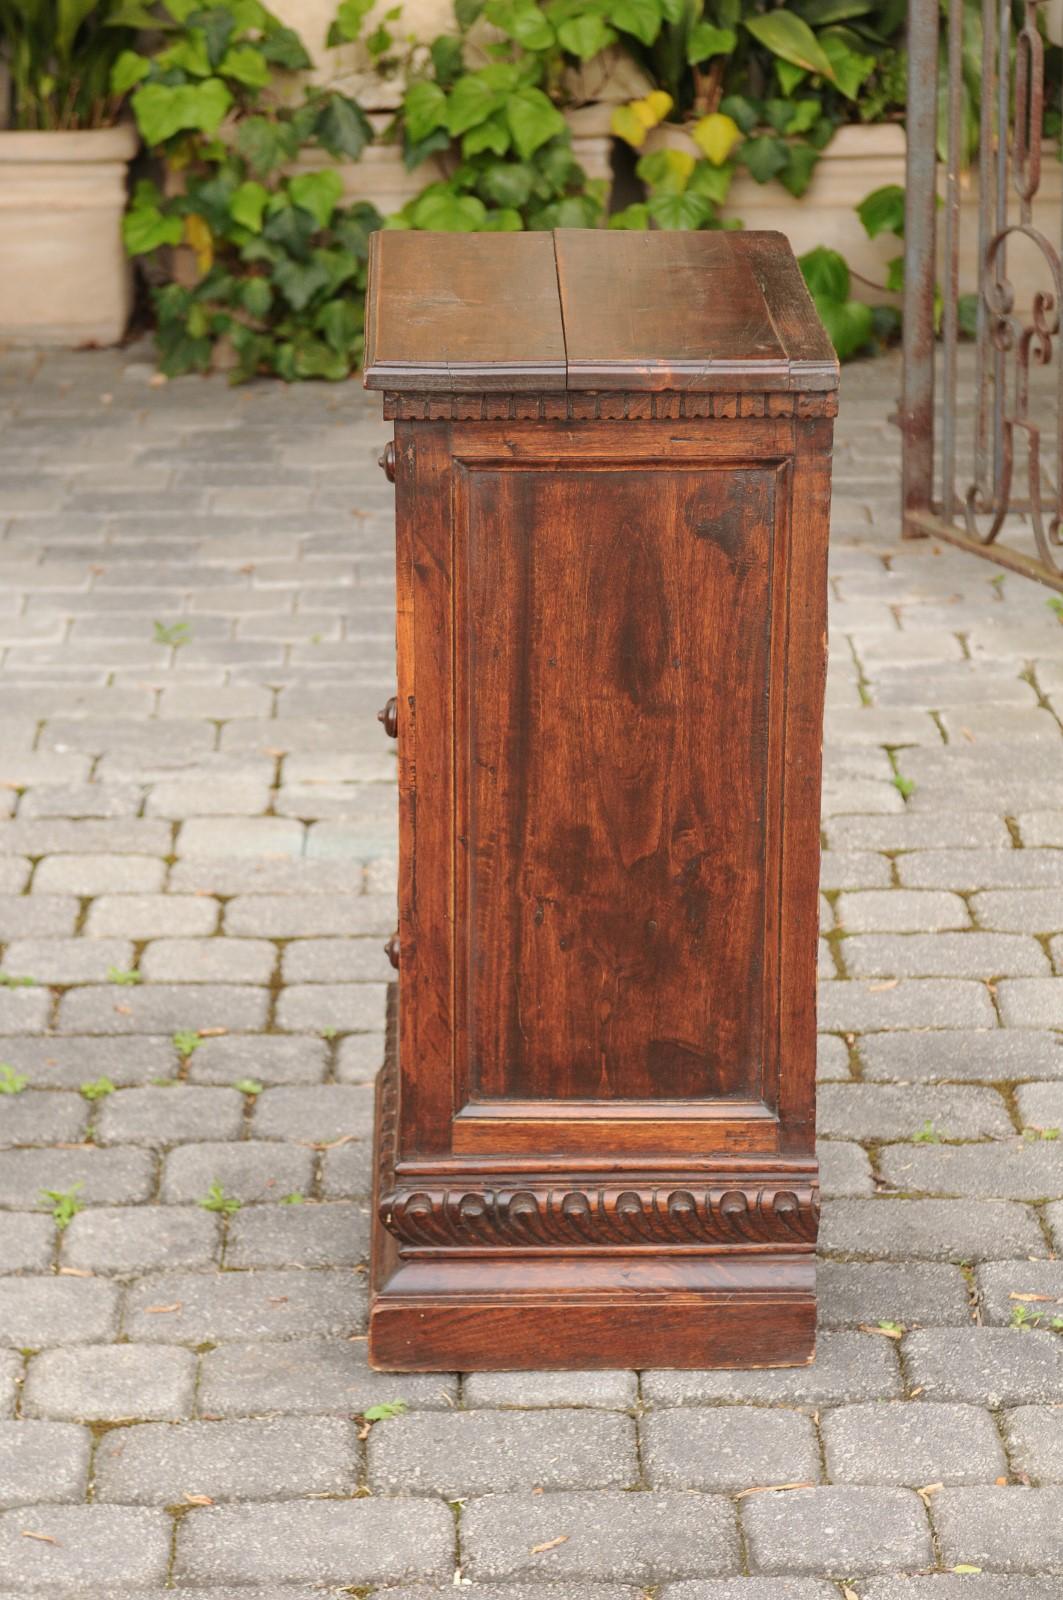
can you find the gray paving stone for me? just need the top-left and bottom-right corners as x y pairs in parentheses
(33, 855), (165, 895)
(818, 978), (995, 1032)
(319, 1137), (372, 1197)
(56, 982), (268, 1034)
(0, 1214), (53, 1273)
(462, 1491), (739, 1582)
(899, 850), (1063, 890)
(817, 1261), (971, 1328)
(224, 889), (393, 934)
(84, 894), (220, 938)
(0, 896), (78, 938)
(998, 979), (1063, 1027)
(275, 983), (387, 1033)
(931, 1486), (1063, 1571)
(225, 1201), (369, 1267)
(816, 1033), (850, 1081)
(22, 1345), (196, 1420)
(818, 851), (892, 890)
(0, 1505), (171, 1589)
(819, 1197), (1044, 1260)
(0, 1089), (89, 1147)
(140, 938), (277, 985)
(197, 1337), (457, 1416)
(0, 989), (50, 1033)
(0, 1033), (177, 1089)
(1, 938), (134, 984)
(383, 1588), (642, 1600)
(95, 1084), (244, 1147)
(94, 1416), (359, 1503)
(188, 1033), (328, 1085)
(1002, 1405), (1063, 1482)
(820, 1400), (1006, 1485)
(19, 782), (143, 820)
(0, 865), (30, 896)
(818, 1082), (1012, 1140)
(463, 1371), (637, 1409)
(369, 1409), (637, 1496)
(281, 937), (394, 983)
(661, 1586), (838, 1600)
(860, 1581), (1063, 1600)
(0, 820), (170, 857)
(0, 1421), (90, 1508)
(974, 889), (1063, 933)
(125, 1268), (365, 1341)
(859, 1029), (1063, 1082)
(643, 1332), (900, 1407)
(0, 1146), (155, 1209)
(61, 1206), (220, 1274)
(641, 1407), (819, 1491)
(835, 891), (971, 933)
(174, 1499), (454, 1586)
(878, 1139), (1063, 1201)
(842, 932), (1049, 978)
(975, 1259), (1063, 1327)
(174, 860), (368, 897)
(1047, 1201), (1063, 1252)
(336, 1031), (385, 1083)
(0, 1354), (18, 1419)
(825, 813), (1012, 850)
(741, 1484), (932, 1574)
(817, 1140), (874, 1196)
(252, 1084), (374, 1143)
(904, 1327), (1063, 1404)
(0, 1276), (119, 1346)
(1019, 811), (1063, 846)
(160, 1141), (313, 1205)
(177, 818), (305, 858)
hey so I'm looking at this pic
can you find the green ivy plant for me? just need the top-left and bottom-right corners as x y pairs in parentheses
(117, 0), (382, 381)
(0, 0), (140, 128)
(612, 0), (906, 203)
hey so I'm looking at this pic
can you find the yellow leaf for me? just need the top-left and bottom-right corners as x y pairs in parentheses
(611, 103), (648, 148)
(184, 213), (214, 275)
(691, 111), (741, 166)
(643, 90), (673, 124)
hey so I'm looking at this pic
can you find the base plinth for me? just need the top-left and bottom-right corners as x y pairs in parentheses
(367, 993), (818, 1372)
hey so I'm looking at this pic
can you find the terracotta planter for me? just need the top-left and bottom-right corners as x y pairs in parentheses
(0, 123), (138, 347)
(642, 121), (906, 301)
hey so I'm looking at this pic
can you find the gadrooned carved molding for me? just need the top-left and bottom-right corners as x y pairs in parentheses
(382, 391), (839, 422)
(379, 1179), (819, 1250)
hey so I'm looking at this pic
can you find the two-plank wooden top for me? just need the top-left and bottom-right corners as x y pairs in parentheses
(363, 228), (838, 395)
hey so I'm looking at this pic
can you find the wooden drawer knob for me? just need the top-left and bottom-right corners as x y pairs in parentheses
(378, 697), (398, 739)
(385, 932), (400, 970)
(379, 442), (396, 482)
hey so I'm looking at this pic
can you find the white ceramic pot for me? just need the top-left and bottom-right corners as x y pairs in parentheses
(0, 123), (138, 347)
(642, 121), (907, 301)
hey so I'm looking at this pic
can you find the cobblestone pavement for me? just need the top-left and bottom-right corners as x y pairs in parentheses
(0, 338), (1062, 1599)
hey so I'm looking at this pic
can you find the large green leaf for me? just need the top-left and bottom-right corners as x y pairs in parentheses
(857, 183), (905, 240)
(273, 255), (334, 310)
(686, 21), (734, 64)
(446, 72), (506, 135)
(813, 292), (872, 359)
(777, 142), (819, 197)
(236, 113), (298, 174)
(739, 134), (789, 183)
(110, 49), (150, 95)
(462, 114), (511, 156)
(411, 188), (489, 229)
(505, 86), (565, 159)
(289, 168), (344, 229)
(259, 26), (312, 68)
(610, 0), (662, 46)
(132, 76), (233, 144)
(123, 192), (185, 254)
(744, 10), (836, 81)
(218, 43), (270, 87)
(478, 159), (537, 207)
(485, 0), (555, 49)
(230, 179), (270, 231)
(557, 13), (615, 58)
(647, 189), (712, 228)
(799, 244), (850, 301)
(818, 25), (873, 98)
(315, 92), (373, 159)
(404, 80), (448, 144)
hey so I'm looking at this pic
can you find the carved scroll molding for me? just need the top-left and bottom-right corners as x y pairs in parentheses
(382, 391), (839, 422)
(380, 1178), (819, 1251)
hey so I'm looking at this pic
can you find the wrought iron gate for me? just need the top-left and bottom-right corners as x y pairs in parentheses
(900, 0), (1063, 590)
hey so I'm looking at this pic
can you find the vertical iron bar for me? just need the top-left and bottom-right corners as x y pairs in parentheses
(993, 0), (1010, 500)
(901, 0), (941, 535)
(941, 0), (964, 523)
(972, 0), (997, 506)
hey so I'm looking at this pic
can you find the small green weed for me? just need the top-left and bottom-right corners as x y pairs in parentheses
(281, 1192), (305, 1204)
(173, 1031), (201, 1059)
(80, 1077), (116, 1102)
(0, 1064), (28, 1095)
(153, 619), (192, 647)
(913, 1120), (941, 1143)
(0, 972), (36, 988)
(41, 1184), (83, 1230)
(233, 1078), (263, 1096)
(891, 773), (916, 799)
(198, 1182), (241, 1215)
(107, 967), (142, 986)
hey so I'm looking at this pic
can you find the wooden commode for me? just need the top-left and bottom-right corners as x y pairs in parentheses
(363, 228), (837, 1370)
